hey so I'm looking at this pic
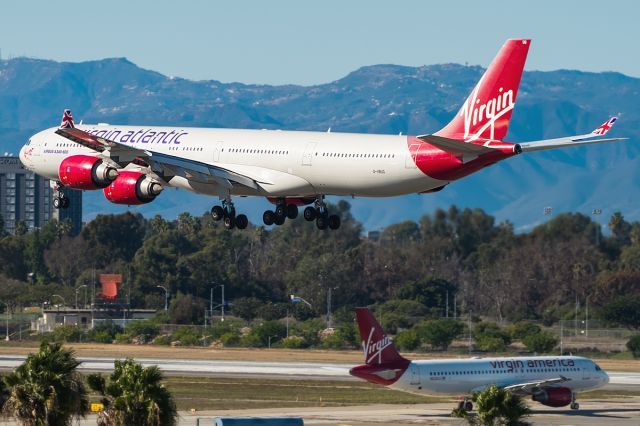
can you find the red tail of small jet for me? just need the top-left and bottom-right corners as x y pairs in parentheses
(349, 307), (410, 385)
(435, 39), (531, 142)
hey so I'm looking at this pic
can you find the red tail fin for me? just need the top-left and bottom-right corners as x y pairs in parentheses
(355, 307), (406, 365)
(435, 39), (531, 142)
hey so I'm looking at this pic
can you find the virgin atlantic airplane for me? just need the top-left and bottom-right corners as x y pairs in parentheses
(20, 39), (625, 230)
(350, 308), (609, 411)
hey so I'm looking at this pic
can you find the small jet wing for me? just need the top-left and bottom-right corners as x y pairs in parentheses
(519, 117), (627, 152)
(55, 124), (267, 190)
(503, 376), (570, 395)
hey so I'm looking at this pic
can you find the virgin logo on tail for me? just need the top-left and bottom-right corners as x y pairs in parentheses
(460, 75), (515, 142)
(363, 327), (392, 365)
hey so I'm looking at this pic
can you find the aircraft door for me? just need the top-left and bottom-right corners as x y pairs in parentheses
(213, 141), (224, 162)
(410, 364), (421, 386)
(302, 142), (316, 166)
(582, 362), (591, 380)
(405, 143), (419, 168)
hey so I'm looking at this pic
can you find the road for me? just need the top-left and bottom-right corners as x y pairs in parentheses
(0, 355), (638, 388)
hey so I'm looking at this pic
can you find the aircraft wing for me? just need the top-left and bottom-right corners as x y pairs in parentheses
(502, 376), (571, 395)
(55, 127), (268, 190)
(519, 117), (627, 152)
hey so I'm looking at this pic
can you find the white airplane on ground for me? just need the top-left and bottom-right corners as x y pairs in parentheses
(20, 39), (625, 230)
(350, 308), (609, 411)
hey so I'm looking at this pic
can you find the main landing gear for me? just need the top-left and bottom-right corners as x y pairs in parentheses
(52, 183), (70, 209)
(570, 392), (579, 410)
(210, 197), (248, 230)
(262, 196), (341, 230)
(457, 398), (473, 412)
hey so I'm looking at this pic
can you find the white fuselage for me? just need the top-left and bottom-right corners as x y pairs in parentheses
(390, 356), (608, 396)
(20, 125), (446, 198)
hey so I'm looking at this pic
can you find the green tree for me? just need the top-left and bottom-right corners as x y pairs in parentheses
(4, 341), (89, 425)
(168, 292), (205, 324)
(508, 321), (541, 340)
(522, 331), (558, 354)
(231, 297), (263, 321)
(394, 329), (421, 351)
(603, 295), (640, 329)
(627, 335), (640, 358)
(453, 384), (531, 425)
(416, 318), (464, 351)
(88, 359), (177, 426)
(395, 278), (457, 316)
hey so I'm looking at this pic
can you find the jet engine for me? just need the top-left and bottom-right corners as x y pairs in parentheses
(532, 387), (572, 407)
(103, 171), (163, 205)
(59, 155), (118, 190)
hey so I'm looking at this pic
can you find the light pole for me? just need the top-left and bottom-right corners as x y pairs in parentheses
(75, 285), (87, 309)
(0, 301), (9, 341)
(585, 294), (590, 338)
(220, 285), (225, 322)
(268, 335), (278, 349)
(52, 294), (66, 308)
(156, 285), (168, 311)
(289, 294), (312, 308)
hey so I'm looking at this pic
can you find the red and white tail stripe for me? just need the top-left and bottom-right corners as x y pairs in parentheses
(591, 117), (617, 135)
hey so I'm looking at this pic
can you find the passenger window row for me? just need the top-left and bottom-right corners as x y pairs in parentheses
(429, 367), (580, 376)
(321, 152), (395, 158)
(228, 148), (289, 155)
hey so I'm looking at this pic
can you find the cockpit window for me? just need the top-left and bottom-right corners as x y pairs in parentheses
(26, 139), (31, 146)
(595, 364), (601, 371)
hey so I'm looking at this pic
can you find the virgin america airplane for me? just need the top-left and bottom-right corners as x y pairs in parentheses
(350, 308), (609, 411)
(19, 39), (624, 230)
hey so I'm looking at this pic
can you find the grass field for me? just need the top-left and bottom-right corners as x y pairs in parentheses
(164, 376), (441, 411)
(158, 376), (640, 411)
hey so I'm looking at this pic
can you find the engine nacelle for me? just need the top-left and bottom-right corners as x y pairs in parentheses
(532, 387), (572, 407)
(103, 171), (163, 205)
(59, 155), (118, 190)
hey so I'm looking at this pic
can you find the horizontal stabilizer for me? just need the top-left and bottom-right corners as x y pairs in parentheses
(417, 134), (496, 156)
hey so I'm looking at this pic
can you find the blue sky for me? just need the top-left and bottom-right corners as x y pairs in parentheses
(1, 0), (637, 84)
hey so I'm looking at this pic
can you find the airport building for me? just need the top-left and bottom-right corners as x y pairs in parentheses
(0, 155), (82, 235)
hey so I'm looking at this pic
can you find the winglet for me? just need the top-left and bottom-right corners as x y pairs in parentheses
(59, 109), (75, 129)
(591, 117), (617, 136)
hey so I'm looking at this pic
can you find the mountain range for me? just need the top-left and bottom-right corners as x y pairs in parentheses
(1, 57), (638, 231)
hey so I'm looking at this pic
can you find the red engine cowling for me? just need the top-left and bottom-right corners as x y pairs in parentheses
(103, 171), (163, 205)
(532, 387), (573, 407)
(59, 155), (118, 190)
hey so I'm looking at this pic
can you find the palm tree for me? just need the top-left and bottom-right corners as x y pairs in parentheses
(452, 384), (531, 426)
(88, 358), (177, 426)
(3, 341), (88, 426)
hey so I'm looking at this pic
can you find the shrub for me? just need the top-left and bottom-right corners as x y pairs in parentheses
(476, 335), (507, 352)
(294, 318), (325, 347)
(281, 336), (306, 349)
(257, 303), (287, 321)
(126, 320), (160, 342)
(626, 335), (640, 358)
(153, 335), (172, 346)
(321, 332), (346, 349)
(522, 331), (558, 354)
(91, 331), (113, 344)
(231, 297), (263, 321)
(171, 327), (202, 346)
(114, 333), (132, 344)
(249, 320), (287, 346)
(394, 329), (421, 351)
(220, 332), (241, 347)
(508, 321), (541, 340)
(474, 322), (512, 345)
(48, 325), (84, 343)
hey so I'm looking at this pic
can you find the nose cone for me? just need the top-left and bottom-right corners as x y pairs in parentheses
(603, 371), (610, 384)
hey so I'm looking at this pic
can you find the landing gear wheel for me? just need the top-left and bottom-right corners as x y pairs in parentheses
(263, 210), (275, 226)
(211, 206), (224, 221)
(328, 215), (341, 230)
(275, 204), (286, 219)
(61, 196), (70, 209)
(53, 197), (62, 209)
(570, 402), (579, 410)
(464, 401), (473, 412)
(274, 215), (285, 226)
(286, 204), (298, 219)
(235, 214), (248, 230)
(303, 206), (317, 221)
(316, 215), (328, 230)
(223, 216), (235, 229)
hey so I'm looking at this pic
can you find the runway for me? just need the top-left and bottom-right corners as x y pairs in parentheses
(0, 354), (638, 388)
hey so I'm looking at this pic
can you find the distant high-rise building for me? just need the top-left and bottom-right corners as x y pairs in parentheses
(0, 156), (82, 235)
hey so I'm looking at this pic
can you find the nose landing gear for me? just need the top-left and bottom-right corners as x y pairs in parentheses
(210, 197), (248, 230)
